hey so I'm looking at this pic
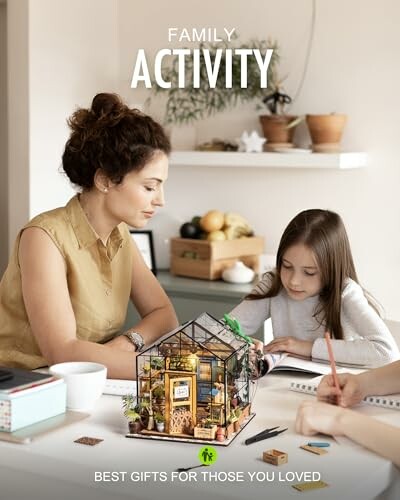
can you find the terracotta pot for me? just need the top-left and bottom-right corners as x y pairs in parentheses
(225, 423), (235, 438)
(128, 421), (142, 434)
(306, 114), (347, 152)
(259, 115), (297, 151)
(216, 427), (226, 442)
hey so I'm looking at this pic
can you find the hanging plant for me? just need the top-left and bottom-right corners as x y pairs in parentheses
(148, 34), (280, 124)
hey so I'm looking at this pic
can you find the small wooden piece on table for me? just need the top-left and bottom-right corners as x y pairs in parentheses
(300, 444), (328, 456)
(292, 480), (329, 492)
(74, 436), (103, 446)
(262, 449), (288, 466)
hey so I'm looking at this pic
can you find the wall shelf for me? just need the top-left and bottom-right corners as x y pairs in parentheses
(170, 151), (367, 170)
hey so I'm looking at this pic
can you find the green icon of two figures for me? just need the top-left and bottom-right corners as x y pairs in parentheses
(198, 446), (218, 465)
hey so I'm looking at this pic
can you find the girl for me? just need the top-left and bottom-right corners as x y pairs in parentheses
(229, 209), (399, 368)
(0, 93), (178, 378)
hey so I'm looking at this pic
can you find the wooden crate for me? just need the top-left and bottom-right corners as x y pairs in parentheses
(263, 449), (288, 466)
(170, 237), (264, 280)
(194, 425), (217, 440)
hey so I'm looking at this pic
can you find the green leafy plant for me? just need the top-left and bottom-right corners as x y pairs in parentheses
(228, 410), (238, 424)
(153, 384), (165, 399)
(204, 417), (215, 428)
(154, 412), (165, 423)
(149, 34), (279, 124)
(122, 394), (141, 422)
(150, 357), (164, 370)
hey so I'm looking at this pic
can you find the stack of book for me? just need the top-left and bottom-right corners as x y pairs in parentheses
(0, 366), (66, 432)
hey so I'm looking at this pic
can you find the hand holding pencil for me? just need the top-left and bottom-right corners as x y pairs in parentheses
(318, 332), (369, 407)
(317, 372), (368, 407)
(324, 332), (341, 405)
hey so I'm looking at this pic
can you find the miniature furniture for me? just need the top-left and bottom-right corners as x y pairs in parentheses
(263, 449), (288, 465)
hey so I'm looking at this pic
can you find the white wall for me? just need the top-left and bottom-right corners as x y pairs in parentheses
(118, 0), (400, 321)
(7, 0), (29, 257)
(5, 0), (400, 321)
(7, 0), (120, 251)
(0, 2), (8, 275)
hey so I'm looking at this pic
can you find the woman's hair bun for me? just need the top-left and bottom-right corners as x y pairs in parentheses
(91, 93), (125, 119)
(62, 92), (170, 190)
(91, 92), (128, 120)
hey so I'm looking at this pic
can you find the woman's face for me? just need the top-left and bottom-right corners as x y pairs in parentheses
(106, 151), (168, 228)
(280, 243), (322, 300)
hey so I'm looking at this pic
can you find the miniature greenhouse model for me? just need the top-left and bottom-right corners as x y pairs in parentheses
(130, 312), (255, 445)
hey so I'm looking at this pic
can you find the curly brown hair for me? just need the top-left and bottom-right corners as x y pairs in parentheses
(62, 93), (170, 189)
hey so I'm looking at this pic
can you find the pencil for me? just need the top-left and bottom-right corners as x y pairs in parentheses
(324, 331), (341, 402)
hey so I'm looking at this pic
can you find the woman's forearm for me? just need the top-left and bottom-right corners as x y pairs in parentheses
(340, 409), (400, 467)
(52, 338), (138, 379)
(127, 303), (178, 346)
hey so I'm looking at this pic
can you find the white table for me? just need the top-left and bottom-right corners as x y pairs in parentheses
(0, 372), (398, 500)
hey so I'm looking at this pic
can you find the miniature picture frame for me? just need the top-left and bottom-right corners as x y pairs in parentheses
(130, 230), (157, 275)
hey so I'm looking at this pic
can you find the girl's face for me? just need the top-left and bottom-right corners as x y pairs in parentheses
(106, 151), (168, 228)
(280, 243), (322, 301)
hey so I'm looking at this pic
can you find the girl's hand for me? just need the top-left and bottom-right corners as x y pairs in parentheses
(295, 400), (347, 436)
(249, 337), (265, 378)
(317, 373), (367, 407)
(264, 337), (313, 358)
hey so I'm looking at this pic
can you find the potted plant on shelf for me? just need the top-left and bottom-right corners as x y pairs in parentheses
(122, 394), (142, 434)
(258, 68), (302, 151)
(154, 412), (165, 433)
(306, 113), (347, 152)
(152, 383), (165, 405)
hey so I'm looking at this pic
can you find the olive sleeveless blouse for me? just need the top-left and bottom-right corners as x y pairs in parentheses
(0, 195), (133, 369)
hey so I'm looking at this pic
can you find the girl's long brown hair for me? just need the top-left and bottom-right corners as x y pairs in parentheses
(247, 209), (377, 339)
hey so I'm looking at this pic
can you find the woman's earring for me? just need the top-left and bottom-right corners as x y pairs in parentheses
(104, 188), (108, 193)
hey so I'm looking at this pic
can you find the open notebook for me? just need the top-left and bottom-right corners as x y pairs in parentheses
(289, 376), (400, 411)
(264, 352), (366, 376)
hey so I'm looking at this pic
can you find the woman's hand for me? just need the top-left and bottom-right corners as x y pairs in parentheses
(317, 373), (368, 407)
(295, 400), (348, 436)
(106, 335), (138, 353)
(264, 337), (313, 358)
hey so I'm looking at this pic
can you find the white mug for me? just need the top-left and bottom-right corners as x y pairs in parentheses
(49, 362), (107, 411)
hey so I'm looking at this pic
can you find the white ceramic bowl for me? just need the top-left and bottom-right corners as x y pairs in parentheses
(49, 362), (107, 411)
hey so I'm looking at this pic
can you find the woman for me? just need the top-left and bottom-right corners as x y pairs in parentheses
(0, 93), (178, 378)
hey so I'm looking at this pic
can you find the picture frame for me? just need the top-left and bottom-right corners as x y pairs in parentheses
(129, 230), (157, 275)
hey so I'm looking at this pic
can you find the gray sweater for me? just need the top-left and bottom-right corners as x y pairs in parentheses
(229, 275), (399, 368)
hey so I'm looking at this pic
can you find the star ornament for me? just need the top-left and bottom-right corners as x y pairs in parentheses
(237, 131), (266, 153)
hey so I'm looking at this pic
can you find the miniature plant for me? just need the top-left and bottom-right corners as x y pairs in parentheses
(153, 384), (165, 400)
(149, 34), (279, 124)
(204, 418), (215, 428)
(228, 410), (238, 424)
(150, 357), (164, 370)
(122, 394), (141, 422)
(154, 412), (165, 424)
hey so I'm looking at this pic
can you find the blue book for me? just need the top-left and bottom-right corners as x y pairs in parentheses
(0, 378), (67, 432)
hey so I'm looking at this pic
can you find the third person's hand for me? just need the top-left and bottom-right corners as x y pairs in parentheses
(317, 373), (367, 407)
